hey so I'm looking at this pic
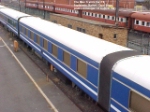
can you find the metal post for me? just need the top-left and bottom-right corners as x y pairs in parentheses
(115, 0), (119, 27)
(25, 0), (26, 13)
(43, 0), (45, 19)
(19, 0), (21, 11)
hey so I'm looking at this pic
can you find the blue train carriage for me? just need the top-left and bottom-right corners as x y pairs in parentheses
(0, 6), (29, 35)
(110, 55), (150, 112)
(19, 16), (102, 100)
(18, 15), (137, 106)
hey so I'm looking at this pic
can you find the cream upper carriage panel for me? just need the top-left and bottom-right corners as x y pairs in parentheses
(20, 17), (133, 63)
(113, 55), (150, 90)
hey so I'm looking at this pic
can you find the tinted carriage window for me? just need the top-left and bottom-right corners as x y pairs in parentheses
(25, 28), (28, 37)
(22, 26), (24, 33)
(63, 51), (70, 66)
(77, 59), (87, 78)
(129, 91), (150, 112)
(43, 39), (48, 50)
(13, 22), (16, 28)
(8, 19), (12, 25)
(36, 35), (40, 45)
(30, 32), (34, 40)
(52, 44), (58, 57)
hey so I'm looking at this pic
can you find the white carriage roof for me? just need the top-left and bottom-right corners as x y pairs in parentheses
(113, 55), (150, 90)
(0, 5), (5, 8)
(0, 7), (29, 19)
(20, 17), (132, 62)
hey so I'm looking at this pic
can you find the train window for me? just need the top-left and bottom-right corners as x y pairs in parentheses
(43, 39), (48, 50)
(103, 15), (105, 18)
(147, 22), (150, 27)
(77, 59), (87, 78)
(142, 21), (145, 26)
(93, 13), (95, 17)
(30, 32), (34, 40)
(108, 16), (110, 19)
(129, 91), (150, 112)
(136, 20), (139, 25)
(8, 19), (12, 25)
(112, 16), (114, 20)
(52, 44), (58, 57)
(96, 14), (99, 18)
(121, 18), (123, 22)
(86, 12), (88, 16)
(21, 26), (24, 33)
(25, 28), (28, 37)
(36, 35), (40, 45)
(13, 22), (16, 28)
(63, 51), (70, 66)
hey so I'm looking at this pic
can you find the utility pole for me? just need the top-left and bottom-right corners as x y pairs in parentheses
(43, 0), (45, 19)
(115, 0), (119, 27)
(19, 0), (21, 11)
(25, 0), (26, 13)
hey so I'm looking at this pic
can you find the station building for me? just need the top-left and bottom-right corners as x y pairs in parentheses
(50, 13), (128, 46)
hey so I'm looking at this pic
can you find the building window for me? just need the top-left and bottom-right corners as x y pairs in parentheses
(68, 24), (72, 29)
(77, 59), (87, 78)
(129, 91), (150, 112)
(82, 29), (86, 33)
(52, 44), (58, 57)
(77, 27), (86, 33)
(77, 27), (81, 31)
(53, 20), (57, 23)
(43, 39), (48, 50)
(99, 33), (103, 39)
(114, 34), (117, 39)
(63, 51), (70, 66)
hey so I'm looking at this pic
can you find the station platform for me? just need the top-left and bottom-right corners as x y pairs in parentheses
(0, 25), (81, 112)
